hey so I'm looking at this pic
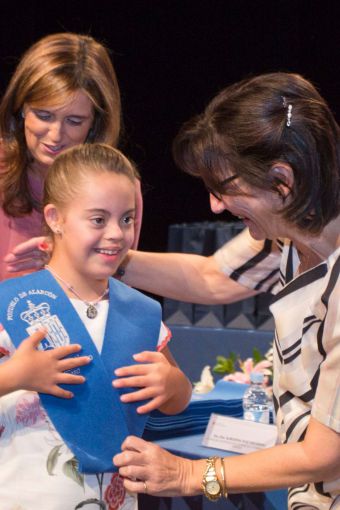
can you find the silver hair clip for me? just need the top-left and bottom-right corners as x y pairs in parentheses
(286, 104), (293, 127)
(281, 96), (292, 127)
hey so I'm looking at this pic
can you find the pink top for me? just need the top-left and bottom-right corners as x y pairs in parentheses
(0, 170), (44, 281)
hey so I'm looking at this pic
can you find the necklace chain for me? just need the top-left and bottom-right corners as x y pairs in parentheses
(45, 265), (109, 319)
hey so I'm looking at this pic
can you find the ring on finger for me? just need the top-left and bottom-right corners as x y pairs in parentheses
(143, 481), (148, 493)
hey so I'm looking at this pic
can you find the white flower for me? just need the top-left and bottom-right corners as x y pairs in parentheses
(193, 365), (215, 394)
(265, 346), (273, 364)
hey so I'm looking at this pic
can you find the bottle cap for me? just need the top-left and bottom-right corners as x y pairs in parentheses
(250, 371), (264, 384)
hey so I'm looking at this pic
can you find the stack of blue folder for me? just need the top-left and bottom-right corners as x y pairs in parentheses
(143, 380), (248, 440)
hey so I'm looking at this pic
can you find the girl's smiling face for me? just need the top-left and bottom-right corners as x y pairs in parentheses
(45, 170), (135, 289)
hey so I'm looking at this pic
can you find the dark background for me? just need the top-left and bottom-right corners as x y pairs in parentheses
(1, 0), (339, 252)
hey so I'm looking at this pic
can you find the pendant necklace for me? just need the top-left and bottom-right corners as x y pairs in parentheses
(45, 265), (109, 319)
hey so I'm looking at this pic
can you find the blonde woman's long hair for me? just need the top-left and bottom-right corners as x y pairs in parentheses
(0, 32), (121, 216)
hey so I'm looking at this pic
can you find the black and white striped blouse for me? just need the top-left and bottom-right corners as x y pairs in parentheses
(215, 228), (340, 509)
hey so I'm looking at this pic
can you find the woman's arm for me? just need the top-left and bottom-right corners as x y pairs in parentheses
(114, 416), (340, 497)
(221, 417), (340, 492)
(121, 250), (258, 305)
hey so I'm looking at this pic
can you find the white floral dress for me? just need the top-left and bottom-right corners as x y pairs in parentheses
(0, 299), (170, 510)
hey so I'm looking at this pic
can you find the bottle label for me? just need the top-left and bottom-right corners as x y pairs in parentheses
(244, 410), (269, 424)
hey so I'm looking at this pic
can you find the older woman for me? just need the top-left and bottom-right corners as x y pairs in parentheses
(114, 72), (340, 509)
(1, 32), (142, 279)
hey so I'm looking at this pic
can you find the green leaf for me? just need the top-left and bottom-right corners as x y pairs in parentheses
(213, 364), (228, 373)
(216, 355), (228, 363)
(229, 352), (237, 362)
(225, 359), (236, 373)
(213, 354), (236, 374)
(62, 457), (84, 488)
(252, 347), (264, 364)
(46, 444), (63, 476)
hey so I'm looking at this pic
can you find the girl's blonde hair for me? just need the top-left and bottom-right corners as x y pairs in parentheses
(44, 143), (139, 218)
(0, 33), (121, 216)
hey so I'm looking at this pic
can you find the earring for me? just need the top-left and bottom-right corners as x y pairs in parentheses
(54, 226), (62, 235)
(21, 111), (25, 119)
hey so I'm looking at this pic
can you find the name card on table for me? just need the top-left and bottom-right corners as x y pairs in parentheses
(202, 413), (278, 454)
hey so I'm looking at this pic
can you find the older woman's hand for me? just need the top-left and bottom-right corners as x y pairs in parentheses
(113, 436), (202, 497)
(4, 236), (52, 273)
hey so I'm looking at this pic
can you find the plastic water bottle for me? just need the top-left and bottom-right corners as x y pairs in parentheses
(243, 371), (270, 424)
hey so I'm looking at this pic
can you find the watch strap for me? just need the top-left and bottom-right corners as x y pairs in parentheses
(201, 456), (222, 501)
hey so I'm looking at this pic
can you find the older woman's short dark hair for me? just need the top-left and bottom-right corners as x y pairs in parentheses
(173, 72), (340, 234)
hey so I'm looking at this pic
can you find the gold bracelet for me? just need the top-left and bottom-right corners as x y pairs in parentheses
(220, 457), (228, 498)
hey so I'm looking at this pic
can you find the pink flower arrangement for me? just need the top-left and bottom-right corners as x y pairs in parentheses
(223, 357), (272, 385)
(213, 346), (273, 392)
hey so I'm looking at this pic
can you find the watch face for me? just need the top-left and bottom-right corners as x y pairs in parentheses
(206, 480), (221, 496)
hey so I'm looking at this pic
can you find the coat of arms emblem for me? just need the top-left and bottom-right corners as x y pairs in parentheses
(20, 300), (70, 350)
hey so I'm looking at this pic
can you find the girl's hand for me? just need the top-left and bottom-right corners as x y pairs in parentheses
(113, 435), (200, 497)
(7, 330), (91, 398)
(113, 349), (192, 414)
(4, 236), (52, 273)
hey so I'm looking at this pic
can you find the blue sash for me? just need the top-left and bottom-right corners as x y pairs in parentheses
(0, 270), (161, 473)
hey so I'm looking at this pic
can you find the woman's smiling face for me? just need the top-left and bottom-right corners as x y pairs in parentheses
(208, 176), (291, 241)
(23, 89), (94, 174)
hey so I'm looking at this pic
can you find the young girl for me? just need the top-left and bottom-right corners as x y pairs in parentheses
(0, 143), (192, 510)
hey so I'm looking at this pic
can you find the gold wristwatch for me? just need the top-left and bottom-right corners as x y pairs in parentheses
(201, 456), (222, 501)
